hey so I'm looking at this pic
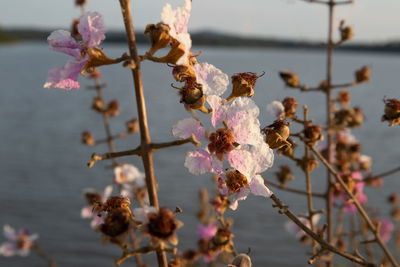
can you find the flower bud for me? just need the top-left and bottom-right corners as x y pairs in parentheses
(355, 66), (371, 83)
(212, 227), (233, 247)
(75, 0), (87, 6)
(282, 96), (298, 118)
(262, 120), (291, 150)
(106, 100), (120, 117)
(279, 71), (299, 88)
(231, 254), (252, 267)
(275, 165), (294, 186)
(391, 207), (400, 222)
(126, 118), (138, 133)
(144, 23), (171, 56)
(337, 90), (350, 106)
(227, 72), (264, 102)
(388, 193), (399, 205)
(337, 239), (347, 251)
(297, 155), (318, 173)
(82, 131), (95, 146)
(92, 97), (104, 112)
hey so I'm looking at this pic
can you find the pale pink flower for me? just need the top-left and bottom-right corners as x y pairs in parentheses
(44, 12), (106, 89)
(81, 185), (112, 228)
(192, 62), (229, 96)
(114, 164), (146, 198)
(0, 225), (38, 257)
(334, 172), (367, 213)
(132, 206), (158, 224)
(161, 0), (192, 65)
(197, 223), (217, 240)
(267, 101), (285, 119)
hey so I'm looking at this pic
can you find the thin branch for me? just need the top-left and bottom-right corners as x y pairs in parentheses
(269, 194), (376, 266)
(94, 131), (134, 144)
(307, 143), (400, 266)
(264, 179), (325, 198)
(371, 165), (400, 179)
(32, 243), (57, 267)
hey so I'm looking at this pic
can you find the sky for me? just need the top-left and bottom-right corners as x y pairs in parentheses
(1, 0), (400, 42)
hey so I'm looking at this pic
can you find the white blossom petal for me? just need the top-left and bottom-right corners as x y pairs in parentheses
(251, 142), (274, 173)
(172, 118), (206, 141)
(0, 242), (17, 257)
(206, 95), (227, 128)
(229, 188), (250, 210)
(3, 225), (16, 241)
(133, 207), (157, 224)
(184, 150), (213, 175)
(249, 175), (272, 197)
(192, 62), (229, 96)
(161, 0), (191, 37)
(227, 148), (256, 178)
(267, 101), (285, 119)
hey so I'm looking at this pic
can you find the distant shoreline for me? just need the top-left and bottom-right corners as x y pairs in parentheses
(2, 28), (400, 54)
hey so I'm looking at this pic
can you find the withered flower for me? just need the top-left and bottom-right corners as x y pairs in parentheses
(303, 124), (324, 145)
(210, 195), (230, 215)
(226, 72), (264, 102)
(100, 207), (132, 245)
(231, 254), (252, 267)
(282, 96), (298, 118)
(279, 71), (300, 88)
(388, 193), (398, 205)
(212, 226), (234, 253)
(275, 165), (294, 186)
(172, 65), (196, 82)
(176, 80), (210, 113)
(225, 169), (248, 195)
(144, 23), (171, 56)
(354, 66), (371, 83)
(145, 38), (186, 65)
(106, 100), (120, 117)
(146, 207), (183, 245)
(337, 90), (350, 106)
(208, 128), (235, 161)
(297, 154), (318, 173)
(126, 118), (139, 133)
(262, 120), (291, 150)
(82, 131), (95, 146)
(277, 138), (296, 157)
(81, 48), (129, 75)
(382, 98), (400, 126)
(333, 107), (364, 128)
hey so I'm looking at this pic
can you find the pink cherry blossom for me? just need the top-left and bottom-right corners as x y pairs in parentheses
(44, 12), (106, 90)
(0, 225), (38, 257)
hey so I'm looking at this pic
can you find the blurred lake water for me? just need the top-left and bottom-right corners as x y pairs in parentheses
(0, 42), (399, 266)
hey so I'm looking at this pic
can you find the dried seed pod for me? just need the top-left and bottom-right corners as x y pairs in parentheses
(279, 71), (299, 88)
(382, 98), (400, 126)
(144, 23), (171, 56)
(282, 96), (298, 118)
(354, 66), (371, 83)
(106, 100), (120, 117)
(262, 120), (291, 150)
(82, 131), (95, 146)
(126, 118), (138, 133)
(275, 165), (294, 186)
(225, 169), (248, 195)
(227, 72), (264, 102)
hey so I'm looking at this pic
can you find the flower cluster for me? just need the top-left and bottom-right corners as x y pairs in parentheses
(0, 225), (38, 257)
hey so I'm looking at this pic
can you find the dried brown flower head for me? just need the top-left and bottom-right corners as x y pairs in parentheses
(337, 90), (350, 106)
(279, 71), (299, 88)
(208, 128), (235, 161)
(339, 20), (354, 42)
(225, 169), (248, 195)
(297, 154), (318, 173)
(82, 131), (95, 146)
(333, 107), (364, 128)
(126, 118), (139, 133)
(106, 100), (120, 117)
(92, 96), (104, 112)
(277, 138), (296, 157)
(227, 72), (264, 102)
(210, 194), (230, 215)
(145, 38), (186, 65)
(144, 23), (171, 56)
(355, 66), (371, 83)
(303, 124), (324, 145)
(147, 207), (182, 245)
(172, 65), (196, 82)
(100, 207), (132, 239)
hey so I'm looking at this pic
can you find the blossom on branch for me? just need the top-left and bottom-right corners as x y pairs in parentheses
(0, 225), (38, 257)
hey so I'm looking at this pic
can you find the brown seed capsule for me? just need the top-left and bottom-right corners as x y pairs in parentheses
(208, 128), (235, 161)
(212, 227), (233, 247)
(106, 100), (120, 117)
(337, 239), (347, 251)
(382, 98), (400, 126)
(355, 66), (371, 83)
(144, 23), (171, 56)
(100, 207), (132, 238)
(75, 0), (87, 6)
(388, 193), (399, 204)
(82, 131), (95, 146)
(277, 138), (296, 157)
(282, 96), (298, 118)
(303, 125), (324, 144)
(227, 72), (264, 102)
(225, 169), (248, 195)
(147, 208), (180, 243)
(339, 20), (354, 42)
(275, 165), (294, 186)
(297, 154), (319, 173)
(126, 118), (138, 133)
(279, 71), (299, 88)
(92, 97), (104, 112)
(172, 65), (196, 82)
(262, 120), (291, 150)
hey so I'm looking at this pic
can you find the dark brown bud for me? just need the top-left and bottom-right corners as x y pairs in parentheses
(388, 193), (399, 204)
(227, 72), (264, 102)
(279, 71), (299, 88)
(391, 207), (400, 222)
(75, 0), (87, 6)
(126, 118), (138, 133)
(208, 128), (235, 161)
(84, 190), (102, 205)
(71, 19), (81, 39)
(297, 155), (318, 173)
(172, 65), (196, 82)
(282, 96), (298, 118)
(275, 165), (294, 186)
(318, 80), (329, 91)
(337, 90), (350, 106)
(144, 23), (171, 56)
(106, 100), (120, 117)
(333, 107), (363, 128)
(212, 227), (233, 247)
(225, 169), (248, 195)
(277, 138), (296, 157)
(177, 80), (210, 113)
(355, 66), (371, 83)
(82, 131), (95, 146)
(337, 239), (347, 251)
(303, 125), (324, 144)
